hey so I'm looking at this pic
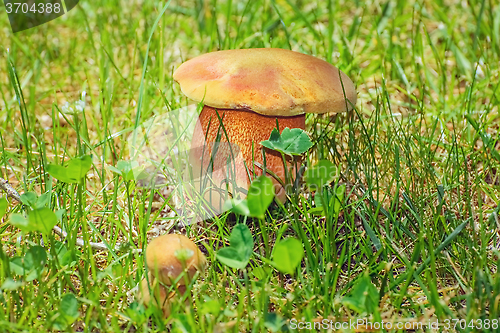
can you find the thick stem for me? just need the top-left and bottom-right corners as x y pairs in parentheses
(189, 106), (305, 205)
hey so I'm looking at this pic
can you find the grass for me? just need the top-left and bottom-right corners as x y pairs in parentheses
(0, 0), (499, 332)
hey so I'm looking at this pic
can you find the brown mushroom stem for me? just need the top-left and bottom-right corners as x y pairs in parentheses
(139, 274), (173, 318)
(190, 106), (305, 203)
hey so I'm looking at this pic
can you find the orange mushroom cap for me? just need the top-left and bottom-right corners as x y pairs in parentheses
(173, 48), (356, 116)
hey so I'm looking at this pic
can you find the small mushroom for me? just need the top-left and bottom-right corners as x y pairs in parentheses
(146, 233), (207, 287)
(173, 48), (356, 207)
(140, 233), (206, 317)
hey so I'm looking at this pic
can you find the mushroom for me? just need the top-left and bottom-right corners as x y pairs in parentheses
(146, 233), (207, 286)
(141, 233), (207, 317)
(173, 48), (356, 206)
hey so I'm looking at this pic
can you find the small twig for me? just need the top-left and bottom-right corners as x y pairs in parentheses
(52, 225), (128, 252)
(0, 178), (21, 202)
(1, 177), (140, 253)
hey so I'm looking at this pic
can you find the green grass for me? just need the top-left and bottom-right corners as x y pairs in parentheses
(0, 0), (499, 332)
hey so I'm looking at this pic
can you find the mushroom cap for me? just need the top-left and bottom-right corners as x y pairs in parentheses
(173, 48), (356, 116)
(146, 234), (207, 286)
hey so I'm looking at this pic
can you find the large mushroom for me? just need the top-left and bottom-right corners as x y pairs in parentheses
(173, 48), (356, 207)
(140, 234), (206, 317)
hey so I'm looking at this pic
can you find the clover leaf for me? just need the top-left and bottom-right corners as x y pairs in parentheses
(47, 155), (92, 183)
(261, 127), (313, 156)
(223, 176), (274, 219)
(216, 224), (254, 269)
(271, 238), (304, 275)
